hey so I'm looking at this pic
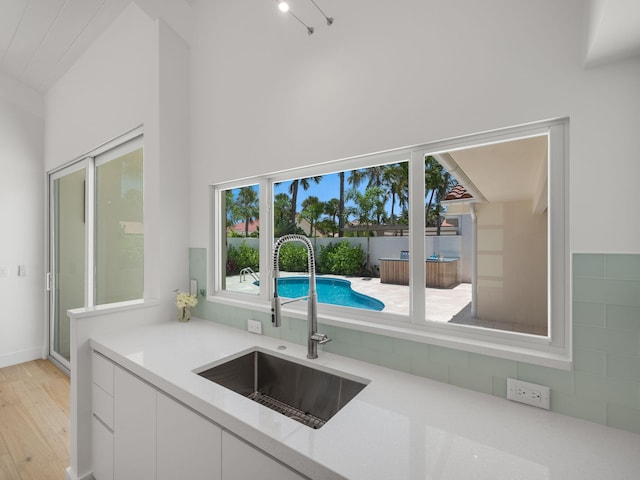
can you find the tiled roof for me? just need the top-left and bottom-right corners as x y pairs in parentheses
(443, 184), (473, 201)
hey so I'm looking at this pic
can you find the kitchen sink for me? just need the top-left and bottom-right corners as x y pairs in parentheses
(196, 349), (368, 429)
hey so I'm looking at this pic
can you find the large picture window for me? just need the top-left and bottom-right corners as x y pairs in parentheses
(210, 119), (569, 367)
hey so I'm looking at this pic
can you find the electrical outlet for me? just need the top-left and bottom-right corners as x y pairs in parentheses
(507, 378), (550, 410)
(247, 319), (262, 334)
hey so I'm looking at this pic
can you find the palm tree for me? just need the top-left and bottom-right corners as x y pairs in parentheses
(288, 176), (322, 225)
(338, 171), (345, 237)
(300, 196), (325, 237)
(225, 189), (237, 230)
(235, 186), (259, 237)
(382, 162), (409, 227)
(424, 156), (457, 232)
(271, 193), (289, 236)
(324, 198), (340, 234)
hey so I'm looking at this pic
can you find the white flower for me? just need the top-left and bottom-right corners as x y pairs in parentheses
(175, 290), (198, 308)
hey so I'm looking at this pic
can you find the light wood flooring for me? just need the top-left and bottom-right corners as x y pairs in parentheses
(0, 360), (70, 480)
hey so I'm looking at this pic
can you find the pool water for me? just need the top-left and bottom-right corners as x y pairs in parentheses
(270, 277), (384, 311)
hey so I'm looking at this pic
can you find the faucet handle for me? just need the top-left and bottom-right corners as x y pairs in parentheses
(310, 332), (331, 345)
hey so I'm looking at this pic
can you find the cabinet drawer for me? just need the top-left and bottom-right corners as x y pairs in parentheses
(93, 352), (114, 395)
(93, 383), (114, 429)
(92, 415), (114, 480)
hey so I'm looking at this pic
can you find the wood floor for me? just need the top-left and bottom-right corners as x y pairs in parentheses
(0, 360), (70, 480)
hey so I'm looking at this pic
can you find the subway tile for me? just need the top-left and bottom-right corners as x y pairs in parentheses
(323, 340), (378, 365)
(604, 279), (640, 307)
(573, 301), (606, 327)
(448, 366), (493, 395)
(607, 354), (640, 383)
(573, 348), (607, 376)
(605, 254), (640, 281)
(492, 376), (508, 397)
(378, 351), (412, 374)
(516, 362), (574, 394)
(411, 356), (449, 383)
(606, 403), (640, 434)
(362, 333), (394, 353)
(574, 371), (639, 409)
(551, 390), (606, 425)
(468, 353), (517, 378)
(573, 254), (604, 278)
(606, 304), (640, 332)
(574, 325), (639, 356)
(334, 327), (364, 346)
(393, 338), (429, 358)
(428, 345), (469, 368)
(573, 277), (606, 303)
(189, 248), (207, 289)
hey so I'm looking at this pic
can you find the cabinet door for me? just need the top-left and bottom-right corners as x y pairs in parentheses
(92, 416), (113, 480)
(157, 392), (222, 480)
(221, 431), (306, 480)
(114, 366), (157, 480)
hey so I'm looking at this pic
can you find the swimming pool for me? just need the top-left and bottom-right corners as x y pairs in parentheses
(269, 277), (385, 311)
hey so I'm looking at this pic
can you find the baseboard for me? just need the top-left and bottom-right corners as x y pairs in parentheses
(0, 346), (42, 368)
(65, 466), (94, 480)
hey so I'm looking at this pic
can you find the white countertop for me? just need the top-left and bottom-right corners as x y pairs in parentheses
(90, 318), (640, 480)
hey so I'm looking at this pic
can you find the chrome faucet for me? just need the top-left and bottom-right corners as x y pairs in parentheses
(271, 234), (331, 359)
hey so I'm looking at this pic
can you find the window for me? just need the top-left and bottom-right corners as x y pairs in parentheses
(220, 184), (260, 295)
(210, 119), (569, 367)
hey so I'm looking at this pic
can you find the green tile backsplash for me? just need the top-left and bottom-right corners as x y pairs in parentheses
(190, 249), (640, 434)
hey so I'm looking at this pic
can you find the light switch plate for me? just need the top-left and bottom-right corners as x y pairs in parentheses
(190, 279), (198, 296)
(247, 320), (262, 334)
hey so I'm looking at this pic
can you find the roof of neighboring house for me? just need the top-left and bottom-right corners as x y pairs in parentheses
(443, 184), (473, 201)
(229, 219), (259, 234)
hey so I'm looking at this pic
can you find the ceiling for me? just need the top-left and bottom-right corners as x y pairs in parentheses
(1, 1), (638, 94)
(0, 0), (130, 93)
(439, 135), (548, 215)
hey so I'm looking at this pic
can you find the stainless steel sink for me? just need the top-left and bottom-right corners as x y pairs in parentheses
(196, 349), (368, 429)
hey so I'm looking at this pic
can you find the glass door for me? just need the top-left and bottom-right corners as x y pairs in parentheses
(49, 162), (88, 369)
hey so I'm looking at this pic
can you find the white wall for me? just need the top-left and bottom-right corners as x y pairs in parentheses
(45, 3), (191, 321)
(0, 93), (44, 367)
(188, 0), (640, 255)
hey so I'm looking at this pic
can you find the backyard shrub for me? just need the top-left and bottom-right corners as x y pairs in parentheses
(226, 242), (259, 275)
(318, 241), (366, 276)
(277, 242), (308, 272)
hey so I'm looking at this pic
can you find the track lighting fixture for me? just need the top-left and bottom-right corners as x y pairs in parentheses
(275, 0), (334, 35)
(309, 0), (333, 25)
(278, 1), (289, 13)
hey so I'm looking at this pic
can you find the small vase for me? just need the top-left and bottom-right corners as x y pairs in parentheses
(178, 306), (191, 322)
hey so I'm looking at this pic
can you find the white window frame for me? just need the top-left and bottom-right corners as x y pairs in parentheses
(209, 118), (571, 369)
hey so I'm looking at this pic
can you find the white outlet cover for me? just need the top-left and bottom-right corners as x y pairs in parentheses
(507, 378), (551, 410)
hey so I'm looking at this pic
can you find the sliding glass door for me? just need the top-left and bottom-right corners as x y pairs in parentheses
(50, 163), (87, 366)
(48, 133), (143, 370)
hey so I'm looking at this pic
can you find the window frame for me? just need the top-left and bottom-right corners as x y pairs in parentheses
(209, 118), (570, 369)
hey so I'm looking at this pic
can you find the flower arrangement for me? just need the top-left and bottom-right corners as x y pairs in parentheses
(175, 290), (198, 308)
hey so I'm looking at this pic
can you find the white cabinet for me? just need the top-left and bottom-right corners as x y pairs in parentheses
(157, 392), (222, 480)
(92, 416), (114, 480)
(114, 365), (157, 480)
(92, 352), (114, 480)
(221, 431), (306, 480)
